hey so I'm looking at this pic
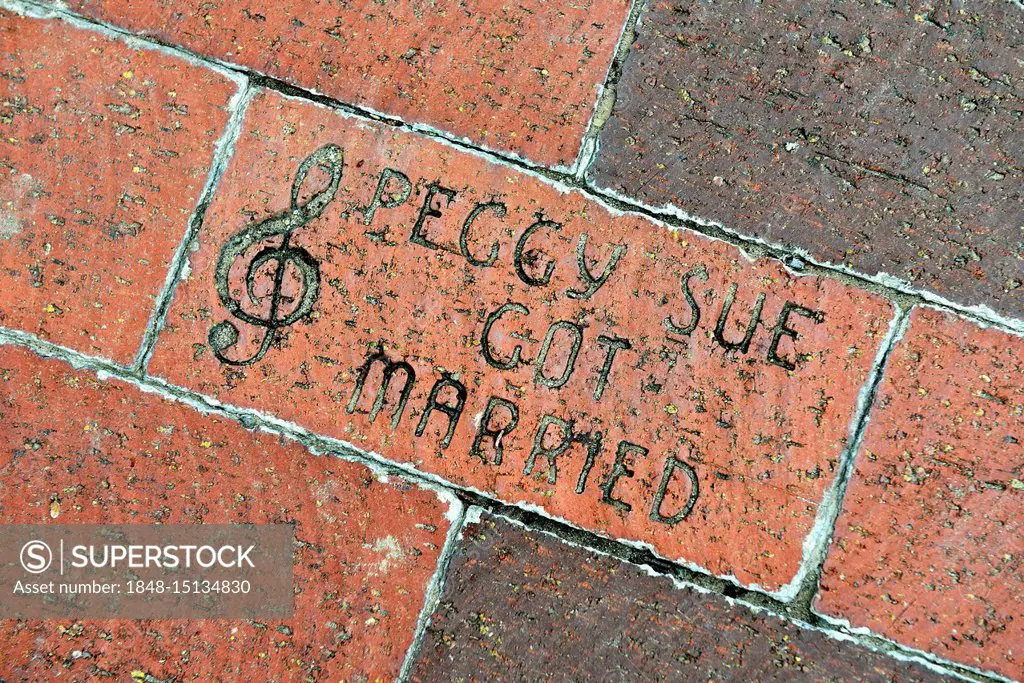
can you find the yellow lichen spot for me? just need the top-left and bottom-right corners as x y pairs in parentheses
(49, 500), (61, 519)
(200, 439), (213, 448)
(665, 404), (678, 415)
(122, 70), (133, 79)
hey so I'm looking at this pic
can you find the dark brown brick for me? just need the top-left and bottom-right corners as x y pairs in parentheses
(410, 512), (951, 682)
(590, 0), (1023, 319)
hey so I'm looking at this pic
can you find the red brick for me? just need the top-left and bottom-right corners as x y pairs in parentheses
(817, 308), (1024, 679)
(0, 10), (238, 364)
(66, 0), (630, 168)
(149, 89), (895, 592)
(0, 344), (455, 680)
(411, 512), (950, 682)
(590, 0), (1024, 319)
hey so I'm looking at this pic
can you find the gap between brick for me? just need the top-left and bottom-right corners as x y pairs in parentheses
(784, 306), (913, 607)
(571, 0), (646, 180)
(4, 0), (1024, 339)
(0, 3), (1020, 680)
(0, 325), (1010, 683)
(397, 501), (467, 682)
(132, 83), (254, 374)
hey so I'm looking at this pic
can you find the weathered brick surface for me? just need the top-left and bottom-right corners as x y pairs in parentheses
(0, 11), (238, 363)
(410, 512), (949, 682)
(817, 308), (1024, 679)
(0, 344), (454, 680)
(149, 88), (895, 591)
(590, 0), (1024, 319)
(67, 0), (630, 168)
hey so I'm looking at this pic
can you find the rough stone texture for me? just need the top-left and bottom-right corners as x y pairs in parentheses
(410, 513), (950, 682)
(0, 10), (238, 364)
(590, 0), (1024, 319)
(817, 307), (1024, 680)
(68, 0), (631, 168)
(149, 88), (895, 591)
(0, 344), (453, 680)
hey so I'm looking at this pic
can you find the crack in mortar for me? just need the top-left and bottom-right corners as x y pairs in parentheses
(133, 84), (254, 374)
(0, 325), (1010, 683)
(786, 306), (912, 608)
(397, 501), (467, 682)
(5, 0), (1024, 338)
(1, 1), (1021, 678)
(571, 0), (646, 180)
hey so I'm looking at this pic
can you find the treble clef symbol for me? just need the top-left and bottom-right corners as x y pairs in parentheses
(208, 144), (343, 366)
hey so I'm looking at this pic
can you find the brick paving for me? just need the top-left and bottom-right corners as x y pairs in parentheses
(0, 344), (456, 679)
(0, 0), (1021, 681)
(411, 513), (951, 682)
(590, 0), (1024, 320)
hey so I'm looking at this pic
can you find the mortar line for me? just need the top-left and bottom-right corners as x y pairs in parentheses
(2, 1), (1021, 674)
(397, 502), (468, 682)
(787, 305), (914, 608)
(571, 0), (646, 180)
(478, 510), (1002, 683)
(131, 84), (253, 374)
(0, 324), (1008, 683)
(9, 0), (1024, 337)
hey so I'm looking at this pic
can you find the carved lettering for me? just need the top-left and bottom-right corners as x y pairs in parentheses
(650, 455), (700, 525)
(514, 217), (560, 287)
(593, 334), (631, 401)
(567, 233), (626, 300)
(470, 396), (520, 466)
(664, 265), (709, 337)
(767, 302), (825, 371)
(346, 350), (416, 429)
(460, 201), (505, 267)
(535, 320), (583, 389)
(411, 183), (457, 250)
(601, 441), (648, 513)
(415, 375), (467, 448)
(362, 168), (412, 225)
(713, 283), (766, 354)
(481, 303), (529, 370)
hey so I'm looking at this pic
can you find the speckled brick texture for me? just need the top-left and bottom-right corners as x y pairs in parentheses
(0, 11), (238, 363)
(67, 0), (631, 168)
(410, 513), (950, 682)
(0, 344), (454, 680)
(147, 88), (895, 592)
(817, 308), (1023, 680)
(590, 0), (1024, 319)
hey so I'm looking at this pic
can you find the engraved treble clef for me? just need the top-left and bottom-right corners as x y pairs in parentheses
(208, 144), (343, 366)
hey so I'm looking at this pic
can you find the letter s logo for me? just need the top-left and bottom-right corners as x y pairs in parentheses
(20, 540), (52, 574)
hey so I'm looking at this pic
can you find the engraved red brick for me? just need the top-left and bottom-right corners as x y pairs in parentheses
(66, 0), (630, 168)
(590, 0), (1024, 319)
(817, 308), (1024, 679)
(149, 89), (895, 591)
(0, 344), (454, 680)
(411, 513), (950, 682)
(0, 11), (238, 364)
